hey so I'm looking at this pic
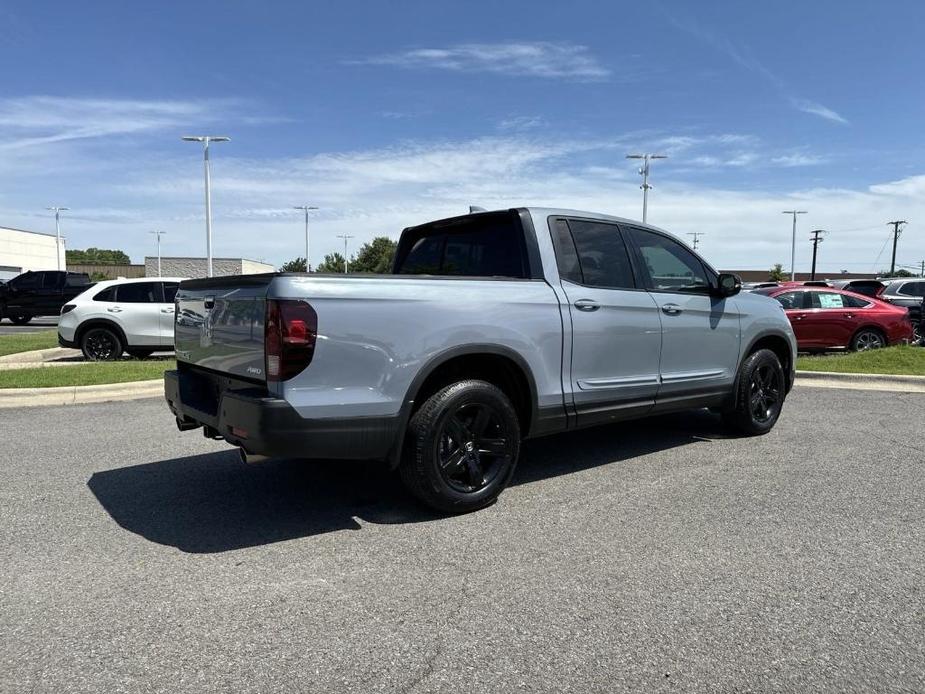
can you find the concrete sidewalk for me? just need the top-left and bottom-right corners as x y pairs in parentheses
(0, 379), (163, 408)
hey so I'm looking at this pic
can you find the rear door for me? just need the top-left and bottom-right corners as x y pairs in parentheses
(550, 217), (662, 424)
(113, 281), (165, 346)
(160, 282), (179, 346)
(625, 227), (740, 404)
(803, 291), (857, 347)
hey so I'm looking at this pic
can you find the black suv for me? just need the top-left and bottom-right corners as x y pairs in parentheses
(0, 270), (92, 324)
(881, 279), (925, 342)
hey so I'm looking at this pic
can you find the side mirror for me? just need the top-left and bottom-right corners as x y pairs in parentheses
(716, 272), (742, 297)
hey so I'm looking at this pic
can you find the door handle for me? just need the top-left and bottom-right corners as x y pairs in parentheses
(161, 308), (175, 314)
(573, 299), (600, 312)
(107, 306), (122, 313)
(661, 303), (683, 315)
(793, 315), (804, 320)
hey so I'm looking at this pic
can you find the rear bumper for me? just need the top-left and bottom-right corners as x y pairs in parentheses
(164, 369), (398, 461)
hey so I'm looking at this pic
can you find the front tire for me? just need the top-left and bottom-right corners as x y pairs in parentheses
(399, 380), (521, 514)
(81, 327), (123, 361)
(723, 349), (786, 436)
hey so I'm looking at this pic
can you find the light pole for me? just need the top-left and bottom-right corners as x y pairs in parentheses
(293, 205), (319, 272)
(782, 210), (808, 281)
(336, 234), (354, 274)
(182, 135), (230, 277)
(626, 153), (667, 224)
(46, 206), (70, 271)
(149, 231), (166, 277)
(687, 232), (705, 251)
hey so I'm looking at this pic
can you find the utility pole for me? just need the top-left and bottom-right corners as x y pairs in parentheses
(887, 220), (907, 275)
(293, 205), (318, 272)
(809, 229), (826, 280)
(46, 206), (70, 271)
(149, 231), (166, 277)
(687, 232), (704, 251)
(920, 260), (924, 278)
(626, 153), (667, 224)
(182, 135), (231, 277)
(336, 234), (354, 274)
(782, 210), (808, 281)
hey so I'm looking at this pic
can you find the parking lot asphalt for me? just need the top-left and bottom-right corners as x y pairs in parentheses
(0, 316), (58, 335)
(1, 387), (923, 693)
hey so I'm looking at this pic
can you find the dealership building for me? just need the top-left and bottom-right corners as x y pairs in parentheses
(0, 226), (65, 280)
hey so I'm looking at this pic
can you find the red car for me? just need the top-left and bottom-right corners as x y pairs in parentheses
(755, 286), (913, 351)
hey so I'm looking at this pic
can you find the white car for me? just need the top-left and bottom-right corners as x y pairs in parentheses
(58, 277), (186, 360)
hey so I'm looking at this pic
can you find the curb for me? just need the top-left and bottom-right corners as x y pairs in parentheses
(0, 347), (79, 364)
(0, 379), (163, 408)
(795, 370), (925, 386)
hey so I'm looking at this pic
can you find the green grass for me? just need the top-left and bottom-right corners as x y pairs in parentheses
(796, 345), (925, 375)
(0, 359), (175, 388)
(0, 330), (59, 357)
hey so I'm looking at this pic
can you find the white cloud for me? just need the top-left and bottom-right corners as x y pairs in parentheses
(354, 42), (610, 80)
(792, 99), (849, 125)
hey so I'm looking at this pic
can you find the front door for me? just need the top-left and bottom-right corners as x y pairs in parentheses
(550, 218), (662, 425)
(624, 227), (741, 406)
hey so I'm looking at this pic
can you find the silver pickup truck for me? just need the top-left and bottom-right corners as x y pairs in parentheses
(165, 208), (796, 512)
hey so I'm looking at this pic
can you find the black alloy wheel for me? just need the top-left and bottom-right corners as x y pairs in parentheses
(81, 328), (122, 361)
(749, 362), (782, 424)
(436, 401), (514, 494)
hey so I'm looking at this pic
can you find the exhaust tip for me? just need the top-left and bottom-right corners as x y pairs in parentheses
(238, 447), (269, 465)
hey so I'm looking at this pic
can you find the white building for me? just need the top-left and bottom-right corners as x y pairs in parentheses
(0, 226), (66, 280)
(144, 256), (274, 278)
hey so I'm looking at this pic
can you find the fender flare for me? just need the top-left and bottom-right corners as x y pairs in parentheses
(387, 343), (540, 468)
(731, 330), (796, 408)
(75, 318), (129, 350)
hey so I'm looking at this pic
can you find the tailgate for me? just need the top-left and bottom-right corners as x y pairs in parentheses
(174, 275), (273, 380)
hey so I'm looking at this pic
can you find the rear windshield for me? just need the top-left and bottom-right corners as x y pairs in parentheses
(394, 212), (528, 278)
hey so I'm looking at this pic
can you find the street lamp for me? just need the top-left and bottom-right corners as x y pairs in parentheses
(182, 135), (230, 277)
(46, 206), (69, 271)
(626, 153), (667, 224)
(782, 210), (808, 281)
(149, 231), (166, 277)
(293, 205), (319, 272)
(336, 234), (354, 274)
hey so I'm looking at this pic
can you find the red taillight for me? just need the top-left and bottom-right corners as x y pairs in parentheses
(265, 299), (318, 381)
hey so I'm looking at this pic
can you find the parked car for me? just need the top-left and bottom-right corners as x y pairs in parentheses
(58, 277), (185, 360)
(0, 270), (92, 324)
(164, 208), (797, 513)
(827, 279), (885, 297)
(755, 285), (913, 351)
(742, 281), (780, 291)
(880, 279), (925, 342)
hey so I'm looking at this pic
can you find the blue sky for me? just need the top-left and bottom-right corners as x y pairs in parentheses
(1, 0), (923, 274)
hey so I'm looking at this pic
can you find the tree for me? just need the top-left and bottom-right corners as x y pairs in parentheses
(350, 236), (398, 274)
(66, 248), (131, 265)
(768, 263), (790, 282)
(314, 252), (347, 274)
(279, 257), (307, 272)
(879, 268), (914, 278)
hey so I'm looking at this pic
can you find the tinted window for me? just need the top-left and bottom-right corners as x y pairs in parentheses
(396, 214), (527, 278)
(628, 228), (711, 292)
(845, 282), (882, 297)
(40, 272), (61, 289)
(843, 294), (871, 308)
(809, 292), (847, 309)
(163, 282), (180, 303)
(94, 287), (116, 302)
(115, 282), (161, 303)
(563, 220), (635, 289)
(550, 219), (582, 284)
(12, 272), (41, 289)
(898, 281), (925, 297)
(65, 274), (90, 288)
(774, 291), (805, 309)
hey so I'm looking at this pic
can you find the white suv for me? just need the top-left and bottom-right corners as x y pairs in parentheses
(58, 277), (186, 360)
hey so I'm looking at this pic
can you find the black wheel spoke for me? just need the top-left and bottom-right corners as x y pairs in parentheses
(471, 406), (491, 440)
(447, 416), (470, 445)
(464, 455), (484, 487)
(441, 447), (466, 473)
(479, 437), (508, 455)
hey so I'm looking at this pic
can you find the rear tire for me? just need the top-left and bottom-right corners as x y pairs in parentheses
(81, 327), (123, 361)
(723, 349), (786, 436)
(850, 328), (885, 351)
(9, 314), (31, 325)
(399, 380), (520, 514)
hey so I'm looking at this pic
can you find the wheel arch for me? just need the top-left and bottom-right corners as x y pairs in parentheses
(75, 318), (128, 349)
(732, 331), (794, 409)
(849, 324), (888, 349)
(387, 344), (539, 468)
